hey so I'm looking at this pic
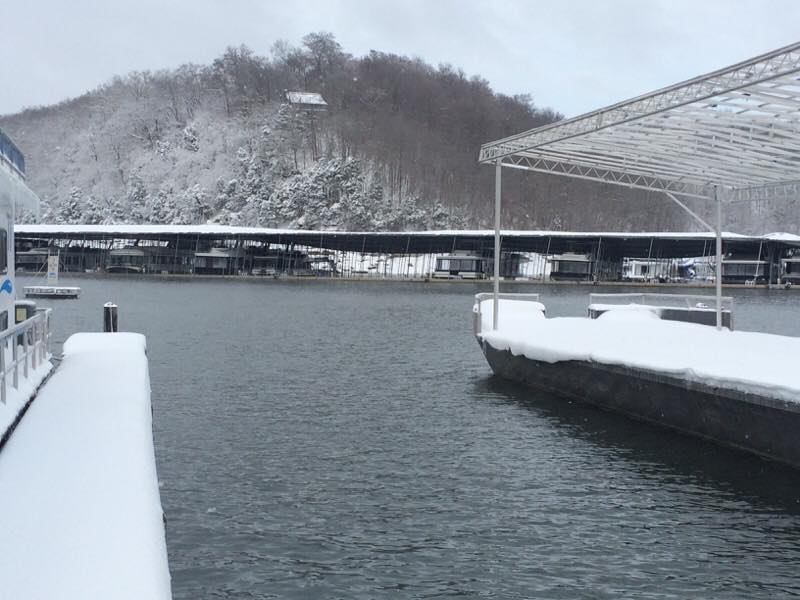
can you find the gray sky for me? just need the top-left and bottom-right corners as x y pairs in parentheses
(3, 0), (800, 118)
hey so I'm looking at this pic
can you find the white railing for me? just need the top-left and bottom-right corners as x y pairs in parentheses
(473, 292), (541, 336)
(588, 292), (734, 312)
(0, 308), (52, 405)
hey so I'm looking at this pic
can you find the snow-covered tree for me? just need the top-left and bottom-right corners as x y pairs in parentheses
(56, 187), (84, 224)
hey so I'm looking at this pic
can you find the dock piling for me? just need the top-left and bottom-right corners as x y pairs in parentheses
(103, 303), (119, 333)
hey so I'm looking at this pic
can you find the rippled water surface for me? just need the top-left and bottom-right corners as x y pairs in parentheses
(25, 276), (800, 599)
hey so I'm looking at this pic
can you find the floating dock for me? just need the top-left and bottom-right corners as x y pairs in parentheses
(476, 296), (800, 468)
(0, 333), (171, 599)
(23, 285), (81, 299)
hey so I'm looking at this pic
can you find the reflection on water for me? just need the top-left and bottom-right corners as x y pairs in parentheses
(22, 275), (800, 599)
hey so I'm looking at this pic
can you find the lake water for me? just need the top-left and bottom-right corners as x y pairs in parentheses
(23, 275), (800, 599)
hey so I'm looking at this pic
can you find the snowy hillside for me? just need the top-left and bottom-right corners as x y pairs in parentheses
(0, 32), (745, 232)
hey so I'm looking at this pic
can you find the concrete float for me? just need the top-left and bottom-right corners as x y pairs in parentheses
(23, 285), (81, 299)
(475, 295), (800, 468)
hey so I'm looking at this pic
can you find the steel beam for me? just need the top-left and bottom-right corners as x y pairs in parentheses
(493, 159), (501, 330)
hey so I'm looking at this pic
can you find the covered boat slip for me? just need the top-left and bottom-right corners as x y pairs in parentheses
(475, 42), (800, 465)
(480, 40), (800, 330)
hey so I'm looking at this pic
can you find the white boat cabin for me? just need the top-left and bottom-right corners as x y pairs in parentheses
(622, 258), (670, 282)
(0, 128), (40, 331)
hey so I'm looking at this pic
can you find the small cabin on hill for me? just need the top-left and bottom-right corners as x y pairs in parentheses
(283, 90), (328, 111)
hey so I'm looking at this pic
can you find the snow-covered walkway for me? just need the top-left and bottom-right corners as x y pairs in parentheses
(0, 333), (171, 599)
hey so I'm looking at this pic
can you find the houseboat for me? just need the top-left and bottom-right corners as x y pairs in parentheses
(547, 253), (593, 281)
(306, 254), (338, 277)
(0, 127), (53, 401)
(433, 254), (486, 279)
(721, 258), (768, 284)
(780, 256), (800, 285)
(106, 246), (149, 273)
(0, 129), (41, 329)
(15, 246), (50, 273)
(194, 246), (246, 275)
(622, 258), (670, 282)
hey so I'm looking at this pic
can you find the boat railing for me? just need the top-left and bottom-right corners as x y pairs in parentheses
(0, 308), (52, 405)
(473, 292), (541, 336)
(589, 292), (734, 312)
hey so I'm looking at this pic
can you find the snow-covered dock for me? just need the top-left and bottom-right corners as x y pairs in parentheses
(23, 285), (81, 299)
(0, 333), (171, 599)
(476, 297), (800, 467)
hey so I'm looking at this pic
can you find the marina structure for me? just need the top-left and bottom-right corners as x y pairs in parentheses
(474, 41), (800, 467)
(14, 224), (800, 285)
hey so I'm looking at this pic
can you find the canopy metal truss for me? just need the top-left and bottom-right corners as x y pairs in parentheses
(480, 40), (800, 330)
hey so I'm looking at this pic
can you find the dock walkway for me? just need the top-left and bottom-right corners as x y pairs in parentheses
(0, 333), (171, 599)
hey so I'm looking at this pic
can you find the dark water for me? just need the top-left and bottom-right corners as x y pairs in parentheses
(22, 276), (800, 599)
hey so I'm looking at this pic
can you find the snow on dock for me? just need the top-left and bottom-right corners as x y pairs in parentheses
(478, 298), (800, 403)
(0, 333), (171, 599)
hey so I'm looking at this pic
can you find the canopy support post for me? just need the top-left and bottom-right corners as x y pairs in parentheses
(715, 186), (722, 330)
(664, 189), (724, 329)
(493, 159), (502, 330)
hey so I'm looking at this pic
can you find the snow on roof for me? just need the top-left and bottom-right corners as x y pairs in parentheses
(763, 232), (800, 243)
(285, 91), (328, 107)
(481, 300), (800, 403)
(13, 223), (760, 240)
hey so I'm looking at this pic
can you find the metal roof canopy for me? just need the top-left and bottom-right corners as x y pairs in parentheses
(15, 226), (774, 257)
(480, 41), (800, 330)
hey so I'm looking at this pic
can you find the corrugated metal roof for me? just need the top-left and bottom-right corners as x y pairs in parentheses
(13, 224), (789, 258)
(480, 41), (800, 201)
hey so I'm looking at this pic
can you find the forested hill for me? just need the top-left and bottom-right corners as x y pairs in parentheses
(0, 32), (745, 232)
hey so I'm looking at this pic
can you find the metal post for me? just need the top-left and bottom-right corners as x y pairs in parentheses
(715, 186), (723, 330)
(12, 338), (18, 389)
(104, 302), (119, 333)
(1, 339), (6, 405)
(22, 327), (28, 379)
(31, 322), (37, 370)
(493, 159), (502, 330)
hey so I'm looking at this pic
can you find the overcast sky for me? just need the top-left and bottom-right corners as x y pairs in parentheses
(3, 0), (800, 118)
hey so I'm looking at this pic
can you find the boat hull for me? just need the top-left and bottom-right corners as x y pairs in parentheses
(481, 341), (800, 468)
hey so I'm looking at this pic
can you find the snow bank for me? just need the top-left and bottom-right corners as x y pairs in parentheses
(0, 333), (171, 599)
(481, 307), (800, 402)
